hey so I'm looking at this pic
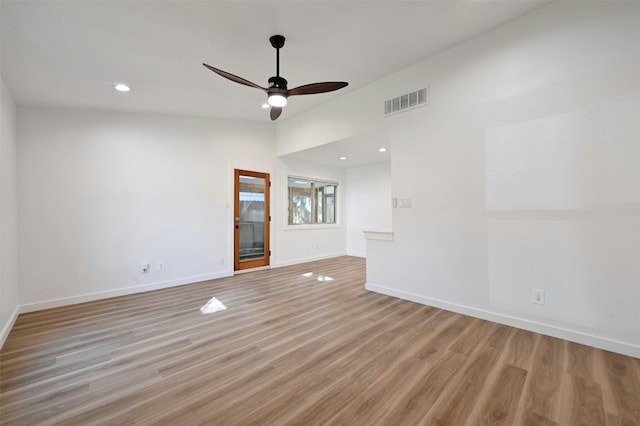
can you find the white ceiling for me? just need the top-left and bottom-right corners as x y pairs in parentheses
(282, 128), (392, 169)
(1, 0), (550, 166)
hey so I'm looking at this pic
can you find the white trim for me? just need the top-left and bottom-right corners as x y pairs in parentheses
(346, 251), (366, 258)
(283, 223), (341, 231)
(272, 252), (346, 268)
(0, 305), (20, 350)
(365, 282), (640, 359)
(19, 272), (233, 314)
(363, 230), (394, 241)
(288, 174), (339, 186)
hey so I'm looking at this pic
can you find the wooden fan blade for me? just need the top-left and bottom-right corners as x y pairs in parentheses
(202, 63), (267, 91)
(270, 107), (282, 121)
(288, 82), (348, 96)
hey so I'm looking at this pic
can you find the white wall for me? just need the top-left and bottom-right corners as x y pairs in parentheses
(346, 163), (391, 257)
(8, 2), (640, 358)
(16, 107), (352, 312)
(273, 158), (347, 267)
(17, 107), (279, 309)
(278, 2), (640, 357)
(0, 79), (19, 347)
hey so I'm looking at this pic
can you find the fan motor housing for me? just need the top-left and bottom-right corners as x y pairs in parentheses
(268, 76), (288, 90)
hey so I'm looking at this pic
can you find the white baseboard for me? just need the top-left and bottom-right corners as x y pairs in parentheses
(19, 271), (233, 314)
(271, 252), (347, 269)
(12, 253), (348, 317)
(365, 282), (640, 359)
(346, 251), (366, 258)
(0, 305), (20, 350)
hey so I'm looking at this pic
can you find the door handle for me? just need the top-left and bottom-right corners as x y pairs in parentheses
(235, 225), (239, 229)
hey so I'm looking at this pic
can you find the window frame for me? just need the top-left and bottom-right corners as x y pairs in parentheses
(285, 175), (340, 230)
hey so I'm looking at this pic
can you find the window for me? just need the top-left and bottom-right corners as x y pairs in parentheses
(288, 177), (337, 225)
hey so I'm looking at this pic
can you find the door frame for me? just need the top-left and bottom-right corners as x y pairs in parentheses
(234, 169), (270, 271)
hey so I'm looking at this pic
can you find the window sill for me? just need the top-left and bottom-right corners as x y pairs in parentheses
(284, 223), (341, 231)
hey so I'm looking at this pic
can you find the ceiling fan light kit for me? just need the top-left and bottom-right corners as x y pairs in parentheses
(268, 93), (287, 107)
(203, 35), (348, 121)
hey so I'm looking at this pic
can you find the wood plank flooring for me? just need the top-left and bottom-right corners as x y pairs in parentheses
(1, 256), (639, 425)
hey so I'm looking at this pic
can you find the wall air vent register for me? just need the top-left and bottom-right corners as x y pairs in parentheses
(384, 87), (429, 116)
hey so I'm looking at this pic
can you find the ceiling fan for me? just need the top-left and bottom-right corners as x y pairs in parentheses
(203, 35), (348, 121)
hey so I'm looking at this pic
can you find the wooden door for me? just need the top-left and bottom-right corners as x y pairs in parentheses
(234, 169), (270, 271)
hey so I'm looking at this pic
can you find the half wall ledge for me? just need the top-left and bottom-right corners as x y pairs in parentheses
(363, 230), (394, 241)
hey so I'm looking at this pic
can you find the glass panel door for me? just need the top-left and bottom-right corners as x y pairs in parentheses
(234, 170), (270, 271)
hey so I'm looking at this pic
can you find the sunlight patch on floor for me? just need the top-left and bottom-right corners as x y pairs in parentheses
(200, 297), (227, 314)
(317, 275), (334, 282)
(300, 272), (334, 282)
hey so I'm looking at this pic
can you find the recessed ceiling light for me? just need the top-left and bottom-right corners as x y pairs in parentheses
(378, 147), (387, 152)
(261, 103), (270, 109)
(114, 83), (131, 92)
(339, 156), (347, 160)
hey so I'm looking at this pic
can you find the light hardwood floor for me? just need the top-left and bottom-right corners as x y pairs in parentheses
(1, 256), (639, 425)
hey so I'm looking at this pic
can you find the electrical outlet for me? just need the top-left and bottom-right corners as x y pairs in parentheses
(158, 261), (165, 271)
(531, 289), (545, 305)
(141, 263), (150, 273)
(219, 257), (225, 265)
(399, 198), (412, 208)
